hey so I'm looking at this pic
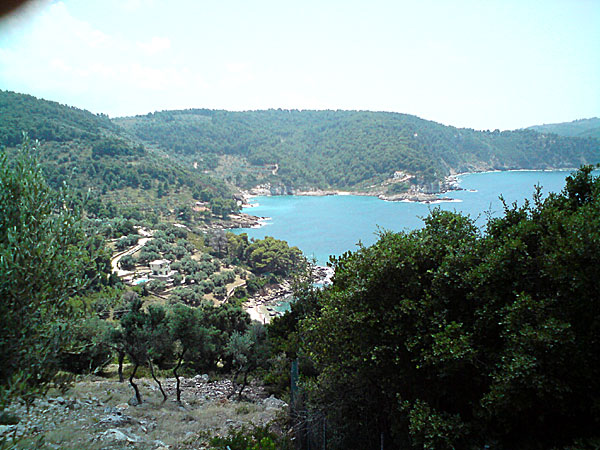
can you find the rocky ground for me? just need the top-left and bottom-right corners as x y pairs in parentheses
(207, 212), (266, 230)
(377, 191), (456, 203)
(0, 375), (287, 450)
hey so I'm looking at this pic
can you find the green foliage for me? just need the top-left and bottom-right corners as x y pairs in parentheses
(210, 197), (240, 218)
(115, 233), (140, 250)
(91, 138), (144, 159)
(0, 90), (117, 146)
(0, 90), (238, 219)
(118, 297), (174, 402)
(169, 304), (212, 362)
(299, 167), (600, 449)
(265, 279), (321, 394)
(118, 108), (600, 190)
(168, 303), (213, 402)
(145, 304), (173, 369)
(244, 236), (305, 277)
(58, 317), (113, 374)
(528, 117), (600, 139)
(120, 297), (149, 367)
(0, 138), (109, 405)
(226, 323), (270, 399)
(227, 233), (250, 264)
(119, 254), (136, 270)
(208, 425), (290, 450)
(119, 297), (148, 403)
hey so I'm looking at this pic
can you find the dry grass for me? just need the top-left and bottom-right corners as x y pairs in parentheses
(7, 377), (286, 450)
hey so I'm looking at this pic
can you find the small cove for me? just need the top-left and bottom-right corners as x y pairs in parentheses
(233, 170), (579, 265)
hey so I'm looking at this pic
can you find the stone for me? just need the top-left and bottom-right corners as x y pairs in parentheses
(101, 428), (140, 443)
(99, 413), (134, 427)
(0, 424), (17, 436)
(103, 406), (121, 415)
(262, 395), (287, 409)
(69, 402), (81, 410)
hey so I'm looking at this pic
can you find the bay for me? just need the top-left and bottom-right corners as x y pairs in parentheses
(233, 170), (577, 265)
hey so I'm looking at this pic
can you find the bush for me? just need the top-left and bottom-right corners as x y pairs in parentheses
(147, 280), (167, 292)
(59, 317), (113, 374)
(208, 425), (291, 450)
(115, 233), (140, 250)
(302, 168), (600, 449)
(1, 139), (109, 404)
(119, 254), (136, 270)
(214, 285), (227, 299)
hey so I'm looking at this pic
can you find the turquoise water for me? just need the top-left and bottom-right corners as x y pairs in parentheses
(233, 170), (579, 265)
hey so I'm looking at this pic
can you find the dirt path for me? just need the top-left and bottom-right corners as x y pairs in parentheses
(111, 237), (152, 277)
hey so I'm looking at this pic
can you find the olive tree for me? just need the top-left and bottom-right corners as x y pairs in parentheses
(0, 138), (107, 406)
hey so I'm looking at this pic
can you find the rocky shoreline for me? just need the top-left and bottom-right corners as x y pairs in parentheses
(377, 192), (457, 203)
(202, 172), (469, 233)
(206, 212), (268, 230)
(241, 174), (465, 205)
(244, 265), (334, 324)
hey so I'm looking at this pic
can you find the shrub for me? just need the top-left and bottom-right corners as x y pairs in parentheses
(119, 254), (136, 270)
(208, 425), (291, 450)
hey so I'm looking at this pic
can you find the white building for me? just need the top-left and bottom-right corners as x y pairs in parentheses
(149, 259), (175, 279)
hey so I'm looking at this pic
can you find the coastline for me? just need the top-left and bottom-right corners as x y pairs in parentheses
(236, 168), (583, 319)
(234, 168), (582, 229)
(241, 167), (577, 200)
(450, 167), (578, 178)
(241, 186), (456, 205)
(243, 265), (333, 324)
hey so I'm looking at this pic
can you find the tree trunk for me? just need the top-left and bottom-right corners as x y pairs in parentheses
(148, 358), (167, 402)
(117, 351), (124, 383)
(173, 352), (184, 404)
(227, 367), (242, 399)
(237, 370), (250, 400)
(129, 363), (142, 405)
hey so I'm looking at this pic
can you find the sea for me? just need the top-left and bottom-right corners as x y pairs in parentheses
(232, 170), (584, 265)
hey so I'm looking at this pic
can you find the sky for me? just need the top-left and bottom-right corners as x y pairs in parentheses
(0, 0), (598, 130)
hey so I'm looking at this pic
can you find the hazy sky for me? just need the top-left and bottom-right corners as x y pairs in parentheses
(0, 0), (598, 130)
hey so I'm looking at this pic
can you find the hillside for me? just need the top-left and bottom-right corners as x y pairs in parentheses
(528, 117), (600, 139)
(2, 88), (599, 449)
(0, 90), (237, 221)
(3, 89), (599, 203)
(116, 109), (600, 193)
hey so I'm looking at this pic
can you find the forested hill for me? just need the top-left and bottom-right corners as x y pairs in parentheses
(0, 90), (118, 146)
(116, 109), (600, 191)
(0, 90), (235, 220)
(528, 117), (600, 139)
(3, 89), (599, 198)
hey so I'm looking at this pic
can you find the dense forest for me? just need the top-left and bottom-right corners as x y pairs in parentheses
(3, 90), (599, 198)
(117, 109), (600, 191)
(528, 117), (600, 139)
(0, 90), (238, 221)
